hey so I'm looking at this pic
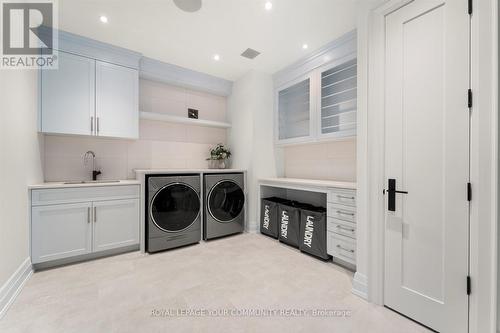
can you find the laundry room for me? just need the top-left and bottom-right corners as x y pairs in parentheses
(0, 1), (498, 333)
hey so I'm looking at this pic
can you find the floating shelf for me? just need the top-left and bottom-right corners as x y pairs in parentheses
(140, 111), (231, 129)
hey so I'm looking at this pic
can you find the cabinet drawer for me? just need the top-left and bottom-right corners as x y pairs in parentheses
(327, 203), (356, 222)
(32, 185), (140, 206)
(327, 218), (356, 239)
(327, 232), (356, 265)
(328, 188), (356, 206)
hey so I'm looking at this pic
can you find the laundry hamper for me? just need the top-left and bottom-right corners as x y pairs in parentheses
(299, 204), (329, 260)
(278, 200), (301, 248)
(260, 197), (285, 239)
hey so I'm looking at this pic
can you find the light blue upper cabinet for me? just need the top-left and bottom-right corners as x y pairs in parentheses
(95, 61), (139, 139)
(273, 30), (357, 146)
(41, 51), (95, 136)
(39, 30), (141, 139)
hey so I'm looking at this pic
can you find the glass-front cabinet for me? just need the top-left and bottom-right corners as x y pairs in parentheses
(274, 56), (357, 145)
(277, 76), (313, 142)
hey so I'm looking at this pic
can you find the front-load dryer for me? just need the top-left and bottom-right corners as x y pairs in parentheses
(147, 174), (201, 253)
(204, 173), (245, 240)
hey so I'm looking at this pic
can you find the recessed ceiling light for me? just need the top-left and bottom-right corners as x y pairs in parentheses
(99, 15), (108, 23)
(213, 54), (220, 61)
(265, 1), (273, 10)
(302, 44), (309, 50)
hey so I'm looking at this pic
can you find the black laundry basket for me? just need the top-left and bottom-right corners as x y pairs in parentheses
(260, 197), (286, 239)
(278, 200), (301, 248)
(299, 204), (329, 260)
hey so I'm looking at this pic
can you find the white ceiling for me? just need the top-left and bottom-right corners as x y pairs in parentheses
(58, 0), (358, 81)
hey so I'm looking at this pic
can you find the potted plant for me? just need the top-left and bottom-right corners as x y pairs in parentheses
(207, 144), (232, 169)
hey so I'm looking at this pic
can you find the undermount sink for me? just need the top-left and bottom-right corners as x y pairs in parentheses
(63, 180), (121, 184)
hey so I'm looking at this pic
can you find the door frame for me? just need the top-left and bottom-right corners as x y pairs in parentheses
(360, 0), (498, 332)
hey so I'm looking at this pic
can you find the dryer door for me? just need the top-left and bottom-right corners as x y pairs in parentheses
(208, 180), (245, 223)
(150, 183), (200, 232)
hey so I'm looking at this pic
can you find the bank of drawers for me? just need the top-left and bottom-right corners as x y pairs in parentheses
(327, 188), (356, 266)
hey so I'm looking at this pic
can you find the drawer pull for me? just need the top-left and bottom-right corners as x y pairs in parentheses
(337, 194), (355, 200)
(87, 207), (91, 223)
(337, 244), (355, 253)
(336, 210), (355, 217)
(336, 225), (355, 233)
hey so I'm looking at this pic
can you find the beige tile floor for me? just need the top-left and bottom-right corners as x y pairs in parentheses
(0, 233), (430, 333)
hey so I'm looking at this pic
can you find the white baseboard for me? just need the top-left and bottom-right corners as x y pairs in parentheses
(245, 221), (258, 233)
(0, 258), (33, 319)
(352, 272), (368, 300)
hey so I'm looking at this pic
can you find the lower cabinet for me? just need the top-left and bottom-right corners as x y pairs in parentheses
(93, 199), (139, 252)
(31, 185), (140, 265)
(32, 202), (93, 263)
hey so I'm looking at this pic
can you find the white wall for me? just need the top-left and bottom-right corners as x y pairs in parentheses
(44, 80), (227, 181)
(0, 70), (44, 289)
(228, 70), (281, 230)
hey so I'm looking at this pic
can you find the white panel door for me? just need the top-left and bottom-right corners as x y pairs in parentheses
(93, 199), (139, 252)
(31, 202), (92, 264)
(41, 51), (95, 135)
(384, 1), (469, 332)
(95, 61), (139, 139)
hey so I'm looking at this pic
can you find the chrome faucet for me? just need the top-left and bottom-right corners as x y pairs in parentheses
(83, 151), (101, 181)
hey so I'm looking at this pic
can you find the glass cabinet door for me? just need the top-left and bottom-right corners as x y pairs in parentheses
(277, 77), (311, 141)
(320, 58), (357, 138)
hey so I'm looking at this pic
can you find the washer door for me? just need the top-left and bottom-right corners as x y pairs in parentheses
(208, 180), (245, 223)
(150, 183), (200, 232)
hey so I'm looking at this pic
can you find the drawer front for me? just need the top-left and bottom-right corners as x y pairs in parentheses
(327, 232), (356, 265)
(327, 203), (356, 223)
(32, 185), (140, 206)
(327, 218), (356, 239)
(328, 188), (356, 207)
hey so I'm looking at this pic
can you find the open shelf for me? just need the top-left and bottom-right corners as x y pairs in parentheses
(140, 111), (231, 129)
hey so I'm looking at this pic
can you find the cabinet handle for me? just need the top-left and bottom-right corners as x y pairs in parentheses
(336, 210), (355, 217)
(337, 194), (355, 200)
(337, 244), (355, 253)
(87, 207), (91, 223)
(91, 117), (94, 134)
(336, 225), (355, 233)
(96, 117), (100, 135)
(94, 207), (97, 223)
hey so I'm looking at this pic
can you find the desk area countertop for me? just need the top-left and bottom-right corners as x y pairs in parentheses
(259, 177), (356, 190)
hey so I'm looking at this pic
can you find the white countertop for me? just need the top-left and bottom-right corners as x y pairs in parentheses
(134, 168), (246, 175)
(28, 180), (141, 190)
(259, 177), (356, 190)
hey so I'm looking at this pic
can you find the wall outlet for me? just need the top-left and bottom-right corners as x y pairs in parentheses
(188, 108), (199, 119)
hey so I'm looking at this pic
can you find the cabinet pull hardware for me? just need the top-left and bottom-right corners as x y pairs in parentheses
(336, 244), (354, 253)
(337, 195), (355, 200)
(336, 210), (355, 217)
(336, 225), (355, 233)
(91, 117), (94, 134)
(96, 117), (100, 134)
(94, 207), (97, 223)
(87, 207), (91, 223)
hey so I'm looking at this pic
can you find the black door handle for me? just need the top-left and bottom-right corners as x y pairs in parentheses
(385, 179), (408, 212)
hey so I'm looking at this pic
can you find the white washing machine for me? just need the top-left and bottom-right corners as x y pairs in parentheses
(203, 173), (245, 240)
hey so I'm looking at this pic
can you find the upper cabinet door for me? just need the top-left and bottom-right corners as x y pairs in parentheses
(95, 61), (139, 139)
(40, 51), (95, 135)
(319, 58), (357, 139)
(276, 75), (315, 144)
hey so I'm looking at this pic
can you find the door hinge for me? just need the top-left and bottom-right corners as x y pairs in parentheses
(467, 276), (471, 295)
(467, 183), (472, 201)
(467, 89), (473, 108)
(468, 0), (473, 15)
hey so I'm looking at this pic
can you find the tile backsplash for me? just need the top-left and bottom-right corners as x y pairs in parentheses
(284, 139), (357, 182)
(43, 80), (227, 182)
